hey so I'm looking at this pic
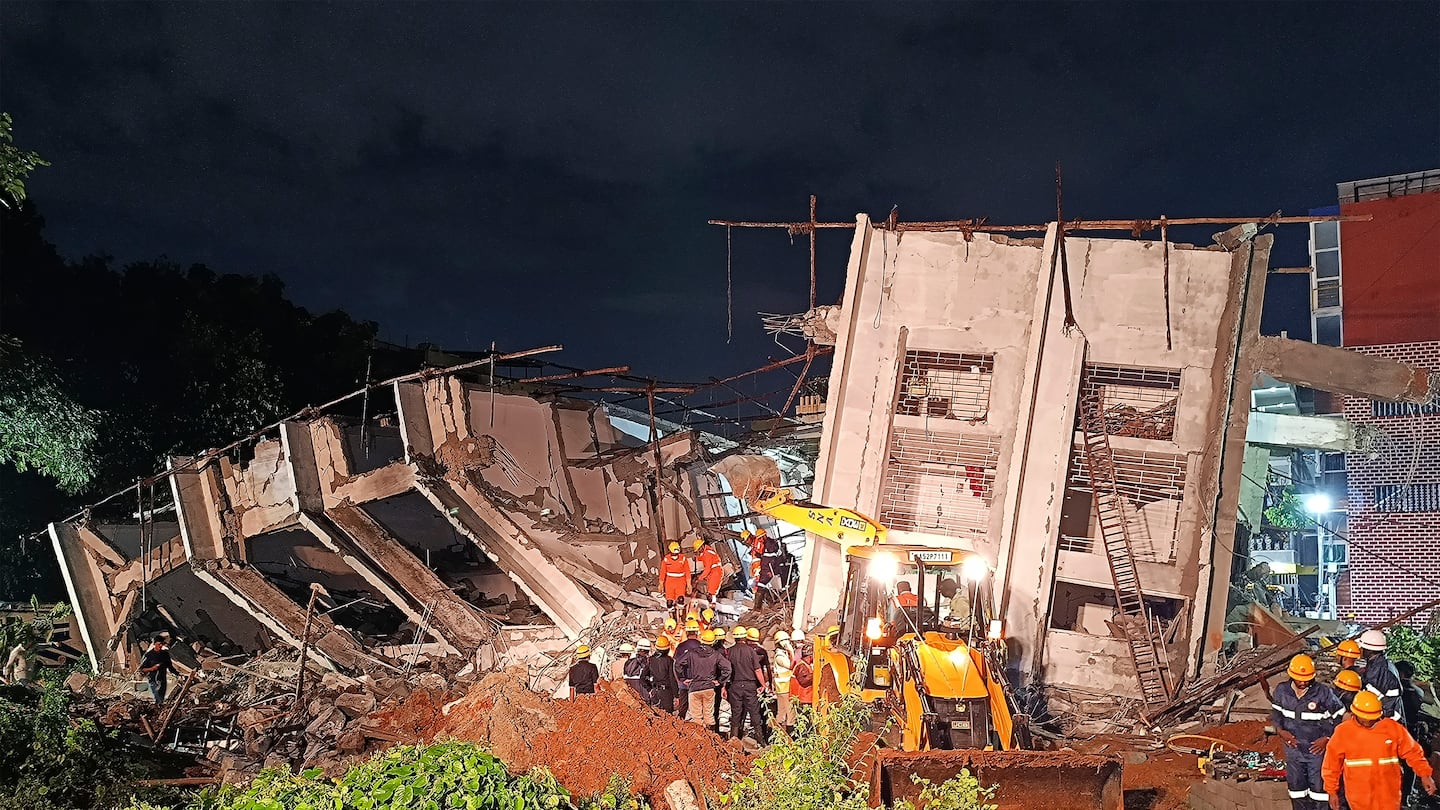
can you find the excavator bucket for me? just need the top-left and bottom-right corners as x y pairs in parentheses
(869, 749), (1124, 810)
(709, 454), (783, 503)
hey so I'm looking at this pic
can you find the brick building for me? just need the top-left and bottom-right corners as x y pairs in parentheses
(1307, 170), (1440, 626)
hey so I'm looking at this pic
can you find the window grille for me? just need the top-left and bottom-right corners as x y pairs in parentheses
(1080, 364), (1181, 440)
(1373, 483), (1440, 513)
(895, 351), (994, 422)
(880, 428), (1001, 537)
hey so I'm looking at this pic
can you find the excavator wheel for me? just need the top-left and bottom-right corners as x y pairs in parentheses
(869, 749), (1123, 810)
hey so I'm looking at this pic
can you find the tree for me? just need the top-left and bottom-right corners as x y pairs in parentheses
(0, 112), (49, 209)
(0, 344), (101, 495)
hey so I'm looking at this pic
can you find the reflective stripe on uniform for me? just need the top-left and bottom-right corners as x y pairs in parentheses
(1378, 757), (1399, 764)
(1309, 791), (1329, 801)
(1345, 758), (1375, 767)
(666, 572), (687, 577)
(1272, 704), (1297, 718)
(1300, 711), (1329, 720)
(1287, 789), (1307, 799)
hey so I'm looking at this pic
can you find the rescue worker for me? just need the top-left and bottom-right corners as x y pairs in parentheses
(938, 577), (975, 634)
(661, 617), (682, 652)
(757, 530), (785, 587)
(676, 628), (730, 733)
(695, 537), (724, 601)
(610, 642), (633, 681)
(772, 629), (796, 736)
(139, 636), (179, 704)
(567, 645), (599, 697)
(711, 625), (730, 730)
(1336, 669), (1364, 710)
(1336, 639), (1363, 675)
(623, 640), (651, 702)
(1396, 661), (1427, 805)
(894, 580), (919, 608)
(675, 620), (703, 720)
(1358, 629), (1407, 723)
(1273, 653), (1343, 810)
(659, 542), (692, 606)
(700, 607), (717, 632)
(3, 634), (34, 686)
(728, 626), (768, 744)
(789, 630), (814, 710)
(648, 636), (679, 713)
(1322, 691), (1435, 810)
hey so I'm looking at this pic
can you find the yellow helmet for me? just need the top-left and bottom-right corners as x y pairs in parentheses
(1351, 691), (1383, 721)
(686, 610), (699, 621)
(664, 618), (677, 630)
(684, 619), (700, 632)
(740, 530), (752, 539)
(668, 542), (680, 553)
(1334, 669), (1363, 693)
(701, 629), (717, 644)
(692, 537), (705, 551)
(655, 635), (671, 650)
(1287, 654), (1316, 682)
(774, 629), (790, 642)
(1336, 639), (1362, 660)
(574, 645), (591, 659)
(731, 626), (747, 640)
(825, 625), (840, 636)
(702, 608), (715, 621)
(746, 627), (760, 642)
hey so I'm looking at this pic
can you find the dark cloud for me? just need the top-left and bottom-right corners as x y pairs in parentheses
(3, 2), (1437, 378)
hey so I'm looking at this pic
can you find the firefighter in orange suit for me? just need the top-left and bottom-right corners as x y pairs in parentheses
(1322, 691), (1435, 810)
(694, 537), (723, 600)
(659, 541), (691, 606)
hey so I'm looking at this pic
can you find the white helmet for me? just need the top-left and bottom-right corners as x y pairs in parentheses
(790, 629), (805, 642)
(618, 642), (635, 654)
(636, 638), (652, 651)
(1358, 629), (1387, 651)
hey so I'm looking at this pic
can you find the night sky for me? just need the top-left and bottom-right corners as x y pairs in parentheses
(3, 3), (1437, 383)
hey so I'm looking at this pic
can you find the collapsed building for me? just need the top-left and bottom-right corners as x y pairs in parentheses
(50, 372), (778, 674)
(785, 216), (1435, 709)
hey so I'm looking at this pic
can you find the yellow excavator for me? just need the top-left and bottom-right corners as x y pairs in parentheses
(733, 480), (1124, 809)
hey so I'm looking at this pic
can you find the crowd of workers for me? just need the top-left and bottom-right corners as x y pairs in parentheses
(657, 531), (795, 607)
(567, 607), (817, 744)
(1271, 628), (1436, 810)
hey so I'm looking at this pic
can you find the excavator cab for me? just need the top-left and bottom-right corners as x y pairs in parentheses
(818, 545), (1018, 752)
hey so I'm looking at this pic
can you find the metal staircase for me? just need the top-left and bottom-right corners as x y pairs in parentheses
(1079, 390), (1173, 707)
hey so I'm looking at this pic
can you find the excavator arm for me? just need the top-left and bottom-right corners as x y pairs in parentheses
(750, 487), (887, 549)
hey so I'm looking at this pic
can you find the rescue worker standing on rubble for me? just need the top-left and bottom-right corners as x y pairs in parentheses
(648, 636), (679, 713)
(695, 537), (724, 602)
(728, 628), (768, 744)
(1358, 630), (1407, 724)
(1323, 691), (1435, 810)
(1274, 653), (1344, 810)
(623, 640), (651, 702)
(1337, 639), (1363, 677)
(659, 542), (691, 607)
(788, 630), (814, 710)
(567, 645), (599, 698)
(676, 629), (730, 734)
(771, 629), (796, 737)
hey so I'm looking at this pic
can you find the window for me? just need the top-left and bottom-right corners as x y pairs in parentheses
(880, 428), (1001, 538)
(1315, 278), (1341, 309)
(1322, 544), (1348, 565)
(1373, 483), (1440, 513)
(1315, 314), (1342, 347)
(1315, 251), (1341, 279)
(1372, 399), (1440, 417)
(1313, 221), (1339, 252)
(1066, 446), (1187, 563)
(895, 351), (994, 422)
(1079, 364), (1182, 441)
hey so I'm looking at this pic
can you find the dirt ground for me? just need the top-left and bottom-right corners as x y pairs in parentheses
(370, 670), (753, 807)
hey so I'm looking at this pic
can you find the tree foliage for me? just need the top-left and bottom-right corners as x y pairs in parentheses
(1386, 625), (1440, 682)
(0, 347), (102, 494)
(0, 112), (49, 209)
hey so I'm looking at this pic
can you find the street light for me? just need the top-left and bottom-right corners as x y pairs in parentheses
(1304, 492), (1332, 514)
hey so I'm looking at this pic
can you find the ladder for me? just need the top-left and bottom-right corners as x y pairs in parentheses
(1079, 390), (1172, 706)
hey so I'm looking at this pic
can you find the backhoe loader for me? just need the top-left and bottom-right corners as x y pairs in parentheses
(717, 468), (1123, 809)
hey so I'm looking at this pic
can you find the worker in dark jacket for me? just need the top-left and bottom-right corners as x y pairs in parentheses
(623, 639), (652, 702)
(674, 621), (703, 720)
(1272, 654), (1343, 810)
(567, 645), (600, 697)
(1358, 629), (1406, 723)
(728, 631), (769, 744)
(676, 629), (731, 733)
(139, 636), (179, 704)
(647, 636), (679, 713)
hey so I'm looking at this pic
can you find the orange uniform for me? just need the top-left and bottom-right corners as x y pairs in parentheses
(1322, 716), (1432, 810)
(659, 552), (692, 602)
(697, 545), (723, 597)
